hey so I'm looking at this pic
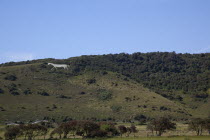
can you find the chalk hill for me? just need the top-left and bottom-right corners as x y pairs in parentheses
(0, 52), (209, 123)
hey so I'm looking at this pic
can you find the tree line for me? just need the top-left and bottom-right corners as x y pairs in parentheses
(3, 117), (210, 140)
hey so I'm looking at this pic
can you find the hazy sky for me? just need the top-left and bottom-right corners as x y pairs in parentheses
(0, 0), (210, 63)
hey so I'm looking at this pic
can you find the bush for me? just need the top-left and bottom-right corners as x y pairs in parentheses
(5, 75), (17, 81)
(56, 95), (71, 99)
(37, 91), (49, 96)
(23, 89), (32, 95)
(11, 91), (20, 96)
(0, 88), (4, 94)
(160, 106), (168, 111)
(97, 89), (112, 101)
(100, 71), (108, 75)
(194, 93), (209, 99)
(134, 114), (147, 124)
(86, 78), (96, 84)
(7, 84), (17, 92)
(39, 63), (47, 68)
(111, 105), (122, 112)
(80, 91), (86, 95)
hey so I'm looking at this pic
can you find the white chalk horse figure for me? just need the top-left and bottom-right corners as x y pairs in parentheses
(48, 63), (69, 70)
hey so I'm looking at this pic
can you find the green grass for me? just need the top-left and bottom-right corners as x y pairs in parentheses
(34, 136), (210, 140)
(99, 136), (210, 140)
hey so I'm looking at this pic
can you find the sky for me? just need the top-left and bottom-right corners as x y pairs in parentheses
(0, 0), (210, 63)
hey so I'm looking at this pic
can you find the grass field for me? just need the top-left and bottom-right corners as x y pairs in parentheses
(90, 136), (210, 140)
(91, 136), (210, 140)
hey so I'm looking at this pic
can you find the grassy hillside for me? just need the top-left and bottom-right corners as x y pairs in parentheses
(0, 52), (209, 123)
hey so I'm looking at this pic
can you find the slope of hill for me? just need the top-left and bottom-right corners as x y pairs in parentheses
(0, 52), (209, 123)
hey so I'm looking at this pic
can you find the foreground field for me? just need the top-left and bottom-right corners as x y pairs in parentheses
(58, 136), (210, 140)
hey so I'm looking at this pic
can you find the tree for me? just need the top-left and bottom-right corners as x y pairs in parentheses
(188, 118), (207, 136)
(37, 125), (48, 140)
(204, 118), (210, 134)
(130, 124), (138, 137)
(57, 120), (78, 138)
(4, 126), (22, 140)
(50, 127), (63, 139)
(126, 127), (132, 137)
(19, 124), (48, 140)
(118, 125), (127, 137)
(59, 123), (71, 138)
(82, 121), (100, 137)
(68, 120), (78, 138)
(99, 122), (119, 136)
(147, 117), (176, 136)
(75, 120), (100, 138)
(89, 130), (107, 138)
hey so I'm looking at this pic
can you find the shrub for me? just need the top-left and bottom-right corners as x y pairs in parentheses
(56, 95), (71, 99)
(5, 75), (17, 81)
(7, 84), (17, 92)
(160, 106), (168, 111)
(80, 91), (86, 95)
(97, 89), (112, 101)
(100, 71), (108, 75)
(134, 114), (147, 124)
(125, 97), (132, 102)
(86, 78), (96, 84)
(111, 105), (122, 112)
(23, 89), (32, 95)
(37, 91), (49, 96)
(11, 91), (20, 96)
(39, 63), (47, 68)
(194, 93), (209, 99)
(0, 88), (4, 94)
(0, 107), (6, 111)
(52, 104), (57, 109)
